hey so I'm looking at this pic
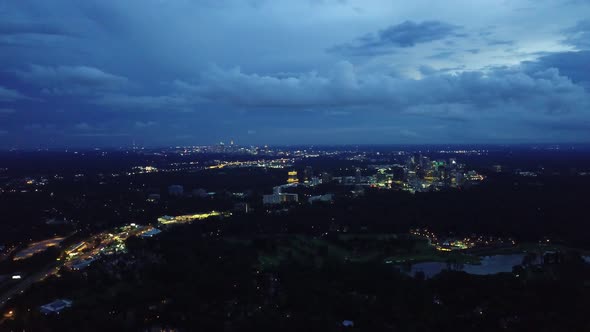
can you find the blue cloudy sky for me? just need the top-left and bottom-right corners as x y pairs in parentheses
(0, 0), (589, 148)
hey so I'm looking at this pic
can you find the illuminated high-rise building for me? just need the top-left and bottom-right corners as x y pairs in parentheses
(455, 171), (464, 186)
(415, 165), (425, 179)
(438, 165), (447, 181)
(375, 169), (388, 183)
(287, 171), (299, 183)
(421, 156), (431, 171)
(413, 153), (422, 168)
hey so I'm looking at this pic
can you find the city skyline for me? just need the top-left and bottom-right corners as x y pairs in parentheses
(1, 0), (590, 148)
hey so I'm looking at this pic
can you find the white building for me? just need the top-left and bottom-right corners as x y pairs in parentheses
(308, 194), (333, 204)
(263, 193), (299, 205)
(40, 299), (73, 315)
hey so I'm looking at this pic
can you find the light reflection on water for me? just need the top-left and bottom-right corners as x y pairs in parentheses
(400, 254), (526, 278)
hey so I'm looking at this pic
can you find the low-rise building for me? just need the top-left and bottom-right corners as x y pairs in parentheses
(308, 194), (333, 204)
(263, 193), (299, 205)
(140, 228), (162, 238)
(40, 299), (72, 315)
(70, 258), (96, 271)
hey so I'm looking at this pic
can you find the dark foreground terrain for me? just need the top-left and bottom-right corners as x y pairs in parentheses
(1, 146), (590, 331)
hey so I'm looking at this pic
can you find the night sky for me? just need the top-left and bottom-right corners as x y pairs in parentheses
(0, 0), (589, 148)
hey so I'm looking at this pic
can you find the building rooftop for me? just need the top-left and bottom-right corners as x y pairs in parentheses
(70, 258), (96, 271)
(141, 228), (162, 238)
(40, 299), (72, 314)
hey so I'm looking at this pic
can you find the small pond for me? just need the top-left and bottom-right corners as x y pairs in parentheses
(400, 254), (526, 278)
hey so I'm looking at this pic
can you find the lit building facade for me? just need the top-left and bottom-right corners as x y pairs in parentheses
(287, 171), (299, 184)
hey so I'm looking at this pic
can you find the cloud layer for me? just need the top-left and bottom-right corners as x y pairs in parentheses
(330, 20), (463, 56)
(189, 62), (589, 117)
(0, 0), (589, 147)
(16, 65), (128, 95)
(0, 86), (28, 101)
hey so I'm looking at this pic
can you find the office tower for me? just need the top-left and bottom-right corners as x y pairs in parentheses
(421, 156), (431, 171)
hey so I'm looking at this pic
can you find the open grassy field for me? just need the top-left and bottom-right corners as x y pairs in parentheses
(225, 234), (482, 270)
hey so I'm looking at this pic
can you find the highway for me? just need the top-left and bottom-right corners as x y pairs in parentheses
(0, 219), (218, 319)
(0, 262), (60, 311)
(0, 225), (149, 312)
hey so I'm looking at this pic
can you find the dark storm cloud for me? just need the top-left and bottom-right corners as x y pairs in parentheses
(426, 51), (455, 59)
(0, 22), (70, 37)
(0, 0), (589, 147)
(15, 65), (128, 95)
(562, 19), (590, 49)
(0, 86), (28, 101)
(0, 7), (83, 51)
(90, 93), (193, 112)
(524, 51), (590, 86)
(329, 20), (464, 56)
(135, 121), (158, 128)
(74, 122), (92, 130)
(23, 123), (57, 133)
(372, 21), (463, 46)
(186, 62), (589, 117)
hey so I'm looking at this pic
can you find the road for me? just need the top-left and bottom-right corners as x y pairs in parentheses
(0, 221), (208, 317)
(0, 262), (60, 310)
